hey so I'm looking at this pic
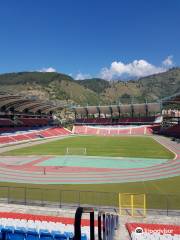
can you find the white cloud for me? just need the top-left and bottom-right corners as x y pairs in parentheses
(162, 55), (174, 67)
(38, 67), (57, 72)
(99, 59), (166, 80)
(75, 72), (91, 80)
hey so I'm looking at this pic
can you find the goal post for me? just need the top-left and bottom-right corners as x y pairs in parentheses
(66, 147), (87, 156)
(119, 193), (146, 217)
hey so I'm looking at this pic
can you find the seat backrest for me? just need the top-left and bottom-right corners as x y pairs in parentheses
(7, 230), (25, 240)
(40, 232), (54, 240)
(81, 233), (88, 240)
(54, 233), (67, 240)
(26, 230), (39, 240)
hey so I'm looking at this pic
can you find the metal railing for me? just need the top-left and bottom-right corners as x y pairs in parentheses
(0, 186), (179, 216)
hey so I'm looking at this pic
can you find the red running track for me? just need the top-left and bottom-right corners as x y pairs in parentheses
(0, 136), (179, 184)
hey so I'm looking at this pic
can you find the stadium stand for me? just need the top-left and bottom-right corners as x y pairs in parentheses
(0, 127), (71, 145)
(75, 116), (157, 125)
(18, 117), (50, 127)
(162, 109), (180, 118)
(73, 103), (161, 124)
(0, 118), (14, 126)
(160, 93), (180, 138)
(126, 222), (180, 240)
(72, 125), (154, 136)
(0, 93), (72, 144)
(160, 124), (180, 138)
(72, 103), (162, 136)
(0, 208), (119, 240)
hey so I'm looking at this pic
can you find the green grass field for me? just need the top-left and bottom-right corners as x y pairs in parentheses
(3, 136), (174, 159)
(1, 135), (179, 210)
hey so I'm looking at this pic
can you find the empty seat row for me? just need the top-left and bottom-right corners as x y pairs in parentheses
(75, 117), (156, 125)
(161, 125), (180, 138)
(0, 227), (73, 240)
(0, 218), (88, 240)
(0, 118), (14, 126)
(19, 118), (50, 127)
(0, 127), (71, 145)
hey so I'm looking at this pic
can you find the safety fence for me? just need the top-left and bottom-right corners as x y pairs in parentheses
(0, 186), (179, 216)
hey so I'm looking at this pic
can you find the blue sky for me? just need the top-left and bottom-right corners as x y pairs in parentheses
(0, 0), (179, 80)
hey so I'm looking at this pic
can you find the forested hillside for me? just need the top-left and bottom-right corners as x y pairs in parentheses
(0, 68), (179, 105)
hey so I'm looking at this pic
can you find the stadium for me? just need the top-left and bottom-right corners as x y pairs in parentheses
(0, 91), (179, 239)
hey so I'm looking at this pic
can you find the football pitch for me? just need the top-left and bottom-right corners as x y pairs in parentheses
(2, 135), (174, 158)
(0, 135), (180, 209)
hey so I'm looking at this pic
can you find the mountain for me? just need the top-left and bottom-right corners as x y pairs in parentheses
(101, 67), (180, 103)
(0, 72), (100, 105)
(138, 67), (180, 100)
(0, 68), (179, 106)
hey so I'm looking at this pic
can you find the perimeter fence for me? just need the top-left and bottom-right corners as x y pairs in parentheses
(0, 185), (179, 216)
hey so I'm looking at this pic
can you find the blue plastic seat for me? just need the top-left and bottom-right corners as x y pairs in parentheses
(26, 228), (36, 232)
(26, 230), (39, 240)
(4, 226), (15, 232)
(39, 230), (50, 235)
(6, 229), (25, 240)
(16, 227), (26, 232)
(39, 231), (53, 240)
(51, 231), (61, 237)
(64, 232), (73, 239)
(81, 233), (88, 240)
(0, 225), (3, 240)
(1, 228), (13, 240)
(53, 233), (67, 240)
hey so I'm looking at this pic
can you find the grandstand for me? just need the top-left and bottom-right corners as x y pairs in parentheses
(72, 103), (161, 124)
(72, 102), (162, 136)
(160, 92), (180, 138)
(72, 95), (180, 139)
(0, 93), (71, 145)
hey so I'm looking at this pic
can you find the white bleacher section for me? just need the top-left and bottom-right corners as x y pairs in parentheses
(0, 217), (90, 239)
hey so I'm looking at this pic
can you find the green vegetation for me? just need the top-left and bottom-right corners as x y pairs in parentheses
(0, 72), (100, 105)
(3, 136), (174, 159)
(0, 68), (180, 105)
(0, 72), (73, 85)
(77, 78), (111, 94)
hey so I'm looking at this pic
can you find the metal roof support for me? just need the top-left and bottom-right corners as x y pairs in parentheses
(145, 103), (148, 117)
(85, 107), (89, 118)
(117, 105), (121, 118)
(28, 104), (53, 114)
(97, 106), (101, 118)
(0, 98), (23, 109)
(13, 101), (41, 112)
(75, 110), (77, 119)
(109, 106), (113, 118)
(131, 104), (134, 118)
(145, 99), (148, 117)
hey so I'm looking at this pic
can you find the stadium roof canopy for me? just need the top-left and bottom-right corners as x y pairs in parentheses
(161, 92), (180, 104)
(72, 102), (161, 116)
(0, 93), (65, 114)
